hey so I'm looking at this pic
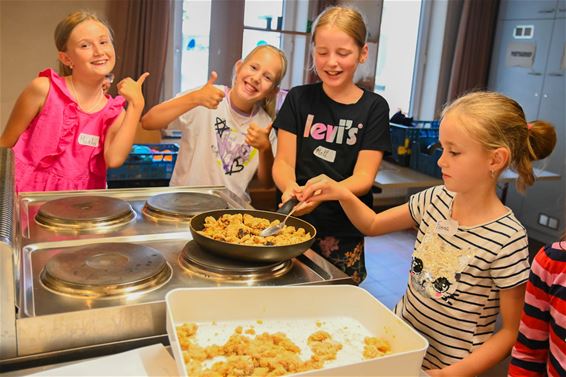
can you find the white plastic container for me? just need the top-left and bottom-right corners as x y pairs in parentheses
(166, 286), (428, 376)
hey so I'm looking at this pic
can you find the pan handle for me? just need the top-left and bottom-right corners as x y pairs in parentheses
(277, 197), (300, 214)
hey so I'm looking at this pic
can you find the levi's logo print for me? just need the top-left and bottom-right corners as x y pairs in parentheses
(410, 232), (475, 305)
(213, 116), (255, 175)
(303, 114), (362, 145)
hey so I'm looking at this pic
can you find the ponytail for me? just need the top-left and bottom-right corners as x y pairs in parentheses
(515, 120), (556, 191)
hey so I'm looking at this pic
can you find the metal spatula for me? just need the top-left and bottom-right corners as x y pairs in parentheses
(260, 200), (304, 237)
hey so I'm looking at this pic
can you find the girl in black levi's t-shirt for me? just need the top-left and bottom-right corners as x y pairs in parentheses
(272, 6), (390, 284)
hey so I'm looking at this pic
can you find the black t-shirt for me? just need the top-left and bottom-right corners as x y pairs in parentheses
(273, 82), (391, 237)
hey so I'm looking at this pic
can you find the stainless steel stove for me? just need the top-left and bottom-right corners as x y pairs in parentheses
(0, 148), (353, 369)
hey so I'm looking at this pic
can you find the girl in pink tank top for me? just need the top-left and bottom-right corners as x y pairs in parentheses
(0, 10), (149, 193)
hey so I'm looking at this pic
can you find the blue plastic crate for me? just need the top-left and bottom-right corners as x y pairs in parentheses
(409, 134), (442, 179)
(107, 143), (179, 181)
(390, 120), (439, 166)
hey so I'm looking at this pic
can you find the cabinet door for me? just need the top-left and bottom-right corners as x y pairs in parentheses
(507, 18), (565, 242)
(488, 19), (554, 120)
(538, 17), (565, 174)
(558, 0), (566, 18)
(499, 0), (558, 20)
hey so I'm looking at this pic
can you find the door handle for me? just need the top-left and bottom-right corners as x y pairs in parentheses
(528, 72), (542, 76)
(548, 73), (564, 77)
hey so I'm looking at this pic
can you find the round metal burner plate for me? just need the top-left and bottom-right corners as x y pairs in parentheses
(36, 196), (135, 231)
(41, 243), (171, 298)
(179, 240), (292, 281)
(143, 192), (228, 222)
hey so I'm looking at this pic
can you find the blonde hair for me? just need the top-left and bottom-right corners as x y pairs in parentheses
(442, 91), (557, 192)
(311, 6), (367, 49)
(238, 45), (288, 119)
(54, 10), (113, 76)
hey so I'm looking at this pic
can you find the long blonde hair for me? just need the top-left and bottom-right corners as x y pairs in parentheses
(54, 10), (113, 76)
(311, 6), (367, 49)
(235, 45), (287, 119)
(442, 91), (557, 192)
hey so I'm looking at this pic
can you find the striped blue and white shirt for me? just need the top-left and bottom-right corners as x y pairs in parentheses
(394, 186), (530, 369)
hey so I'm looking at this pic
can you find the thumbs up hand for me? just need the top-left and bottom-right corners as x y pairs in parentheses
(117, 72), (150, 111)
(196, 71), (225, 109)
(246, 123), (272, 152)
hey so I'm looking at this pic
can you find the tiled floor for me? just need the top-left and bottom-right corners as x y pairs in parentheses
(359, 229), (416, 309)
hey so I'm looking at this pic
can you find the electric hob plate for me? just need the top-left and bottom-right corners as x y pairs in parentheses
(143, 192), (229, 222)
(35, 196), (135, 232)
(179, 240), (292, 281)
(40, 242), (172, 298)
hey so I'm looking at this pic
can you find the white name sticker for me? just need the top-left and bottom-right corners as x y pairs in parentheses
(78, 133), (100, 147)
(435, 218), (459, 236)
(313, 146), (336, 162)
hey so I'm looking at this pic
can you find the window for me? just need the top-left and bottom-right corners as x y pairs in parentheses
(374, 0), (422, 115)
(176, 1), (392, 98)
(180, 0), (212, 92)
(177, 0), (312, 94)
(242, 0), (284, 57)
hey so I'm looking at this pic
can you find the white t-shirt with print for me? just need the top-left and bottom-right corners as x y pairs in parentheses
(394, 185), (530, 370)
(167, 85), (275, 201)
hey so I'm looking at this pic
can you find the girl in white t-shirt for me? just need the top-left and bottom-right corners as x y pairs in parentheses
(142, 45), (287, 201)
(297, 91), (557, 376)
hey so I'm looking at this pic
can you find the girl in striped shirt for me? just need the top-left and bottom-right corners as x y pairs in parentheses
(509, 238), (566, 376)
(298, 91), (556, 376)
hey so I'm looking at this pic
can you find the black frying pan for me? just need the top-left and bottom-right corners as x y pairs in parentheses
(189, 202), (316, 263)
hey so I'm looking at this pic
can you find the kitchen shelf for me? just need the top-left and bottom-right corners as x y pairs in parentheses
(243, 26), (310, 36)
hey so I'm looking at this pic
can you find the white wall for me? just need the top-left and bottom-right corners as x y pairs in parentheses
(0, 0), (110, 131)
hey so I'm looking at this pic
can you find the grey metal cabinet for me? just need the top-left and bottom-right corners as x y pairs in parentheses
(489, 19), (554, 118)
(559, 0), (566, 18)
(489, 4), (566, 243)
(499, 0), (559, 20)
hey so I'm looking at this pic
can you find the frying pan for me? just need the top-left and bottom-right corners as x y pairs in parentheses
(189, 202), (316, 263)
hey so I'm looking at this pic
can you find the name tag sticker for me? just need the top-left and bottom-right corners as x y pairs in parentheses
(313, 146), (336, 162)
(435, 218), (458, 236)
(78, 133), (100, 147)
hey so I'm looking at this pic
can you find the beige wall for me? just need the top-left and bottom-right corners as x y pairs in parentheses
(0, 0), (110, 131)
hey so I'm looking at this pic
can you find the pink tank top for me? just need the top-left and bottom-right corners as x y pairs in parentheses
(13, 69), (125, 193)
